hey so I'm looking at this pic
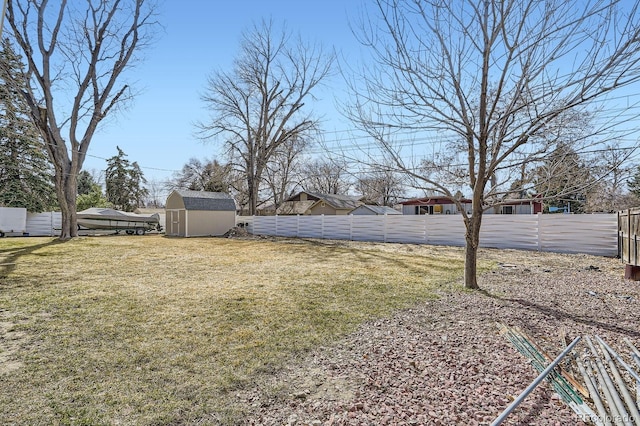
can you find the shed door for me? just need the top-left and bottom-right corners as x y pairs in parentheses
(179, 210), (186, 236)
(168, 210), (186, 236)
(168, 210), (178, 236)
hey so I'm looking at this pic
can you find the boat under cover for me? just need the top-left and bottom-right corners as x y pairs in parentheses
(77, 208), (160, 233)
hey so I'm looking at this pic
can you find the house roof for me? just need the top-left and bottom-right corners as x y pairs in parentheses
(283, 191), (364, 213)
(352, 205), (402, 215)
(400, 197), (472, 206)
(306, 192), (363, 210)
(276, 200), (316, 215)
(172, 189), (236, 211)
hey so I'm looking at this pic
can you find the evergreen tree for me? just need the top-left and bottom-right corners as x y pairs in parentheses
(105, 147), (148, 211)
(533, 143), (593, 213)
(628, 165), (640, 199)
(76, 183), (111, 211)
(0, 39), (56, 212)
(77, 170), (96, 195)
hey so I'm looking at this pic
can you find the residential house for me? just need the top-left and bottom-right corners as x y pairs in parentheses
(491, 199), (543, 214)
(277, 191), (364, 215)
(401, 197), (472, 215)
(400, 196), (543, 215)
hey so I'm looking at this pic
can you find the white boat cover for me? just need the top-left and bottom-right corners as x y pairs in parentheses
(77, 208), (159, 223)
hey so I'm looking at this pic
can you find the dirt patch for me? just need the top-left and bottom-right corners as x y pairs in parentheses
(0, 319), (26, 374)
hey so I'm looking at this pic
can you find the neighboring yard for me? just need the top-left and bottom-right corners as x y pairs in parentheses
(0, 235), (470, 424)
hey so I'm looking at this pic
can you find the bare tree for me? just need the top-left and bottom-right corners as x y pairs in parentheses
(583, 143), (638, 212)
(346, 0), (640, 289)
(197, 19), (334, 215)
(302, 158), (352, 195)
(5, 0), (158, 239)
(165, 157), (232, 193)
(356, 167), (405, 206)
(144, 179), (165, 208)
(263, 135), (307, 211)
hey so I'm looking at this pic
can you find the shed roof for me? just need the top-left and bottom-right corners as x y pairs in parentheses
(173, 189), (236, 211)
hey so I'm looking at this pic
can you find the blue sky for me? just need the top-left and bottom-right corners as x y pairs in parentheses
(87, 0), (363, 184)
(84, 0), (640, 193)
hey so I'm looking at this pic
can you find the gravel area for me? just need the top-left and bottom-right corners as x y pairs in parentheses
(237, 244), (640, 425)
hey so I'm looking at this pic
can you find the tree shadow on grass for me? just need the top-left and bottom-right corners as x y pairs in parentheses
(0, 239), (66, 278)
(291, 237), (466, 278)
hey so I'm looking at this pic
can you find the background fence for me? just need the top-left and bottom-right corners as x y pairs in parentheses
(19, 211), (618, 257)
(26, 212), (62, 237)
(238, 213), (618, 257)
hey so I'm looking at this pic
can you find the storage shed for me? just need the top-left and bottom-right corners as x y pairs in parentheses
(165, 190), (236, 237)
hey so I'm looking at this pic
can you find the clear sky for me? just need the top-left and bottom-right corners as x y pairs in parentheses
(84, 0), (640, 195)
(87, 0), (363, 184)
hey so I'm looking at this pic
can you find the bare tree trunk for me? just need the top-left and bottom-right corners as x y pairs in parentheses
(463, 186), (484, 289)
(53, 160), (78, 240)
(463, 215), (481, 290)
(247, 175), (257, 216)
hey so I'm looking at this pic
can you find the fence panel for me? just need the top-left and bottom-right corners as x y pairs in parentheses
(539, 214), (617, 256)
(252, 215), (277, 236)
(26, 212), (61, 236)
(297, 215), (324, 238)
(272, 216), (301, 237)
(385, 215), (427, 244)
(351, 216), (385, 242)
(425, 216), (466, 246)
(480, 215), (540, 250)
(322, 216), (352, 240)
(238, 213), (618, 257)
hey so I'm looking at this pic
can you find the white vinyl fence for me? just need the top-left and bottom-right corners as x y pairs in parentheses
(237, 213), (618, 257)
(26, 211), (62, 236)
(17, 211), (618, 257)
(25, 212), (110, 237)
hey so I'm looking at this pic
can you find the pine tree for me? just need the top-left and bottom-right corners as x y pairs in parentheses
(0, 39), (56, 212)
(77, 170), (97, 196)
(628, 165), (640, 199)
(534, 143), (593, 213)
(105, 147), (148, 211)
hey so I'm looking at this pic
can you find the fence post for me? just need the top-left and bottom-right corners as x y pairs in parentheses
(424, 214), (428, 244)
(383, 214), (388, 243)
(612, 213), (624, 258)
(349, 214), (353, 241)
(537, 212), (542, 252)
(295, 214), (299, 238)
(627, 209), (638, 263)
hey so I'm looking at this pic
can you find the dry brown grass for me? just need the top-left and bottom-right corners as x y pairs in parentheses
(0, 235), (472, 425)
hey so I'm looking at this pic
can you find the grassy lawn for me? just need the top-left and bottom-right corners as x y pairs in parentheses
(0, 235), (469, 424)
